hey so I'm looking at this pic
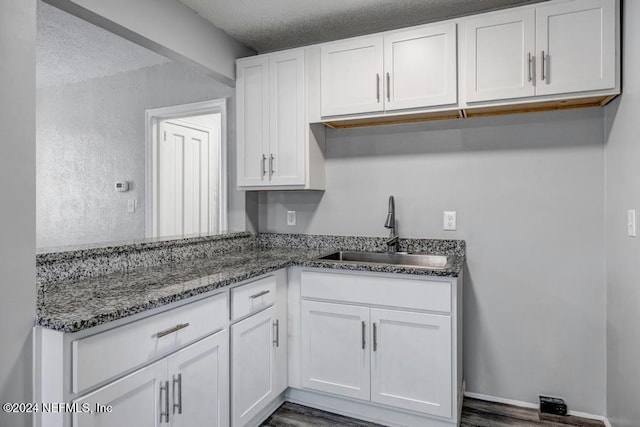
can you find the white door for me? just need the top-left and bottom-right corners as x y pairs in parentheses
(269, 50), (306, 186)
(370, 308), (452, 418)
(300, 300), (370, 401)
(156, 119), (219, 237)
(168, 331), (229, 427)
(231, 306), (277, 427)
(73, 360), (166, 427)
(465, 8), (536, 102)
(384, 23), (457, 111)
(321, 35), (384, 116)
(535, 0), (615, 96)
(237, 56), (270, 187)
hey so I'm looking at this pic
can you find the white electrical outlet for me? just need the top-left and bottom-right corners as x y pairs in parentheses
(287, 210), (297, 227)
(443, 211), (456, 231)
(628, 209), (636, 237)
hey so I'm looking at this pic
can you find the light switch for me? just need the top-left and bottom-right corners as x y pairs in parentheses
(628, 209), (636, 237)
(443, 211), (456, 231)
(127, 199), (136, 214)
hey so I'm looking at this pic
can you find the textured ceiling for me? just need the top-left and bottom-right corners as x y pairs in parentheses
(178, 0), (547, 53)
(37, 1), (170, 88)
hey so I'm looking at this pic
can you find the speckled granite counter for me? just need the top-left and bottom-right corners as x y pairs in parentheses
(37, 234), (465, 333)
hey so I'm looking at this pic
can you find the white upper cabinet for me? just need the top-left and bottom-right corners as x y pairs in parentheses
(237, 48), (325, 190)
(238, 0), (618, 132)
(238, 52), (304, 187)
(535, 0), (616, 96)
(237, 56), (270, 187)
(465, 0), (616, 103)
(321, 22), (458, 117)
(384, 23), (458, 111)
(269, 50), (306, 186)
(465, 9), (536, 102)
(321, 36), (384, 116)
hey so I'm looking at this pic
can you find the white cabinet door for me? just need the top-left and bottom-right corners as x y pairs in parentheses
(301, 300), (370, 401)
(321, 36), (384, 116)
(384, 23), (457, 111)
(72, 360), (166, 427)
(465, 8), (536, 102)
(535, 0), (615, 96)
(269, 50), (306, 186)
(168, 331), (229, 427)
(231, 306), (278, 426)
(237, 56), (270, 187)
(273, 275), (288, 396)
(370, 309), (452, 418)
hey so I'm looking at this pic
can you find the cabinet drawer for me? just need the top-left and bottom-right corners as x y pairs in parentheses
(72, 293), (227, 394)
(301, 270), (452, 313)
(231, 275), (276, 321)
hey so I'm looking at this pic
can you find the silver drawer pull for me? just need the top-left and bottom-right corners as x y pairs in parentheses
(249, 290), (270, 299)
(154, 323), (190, 338)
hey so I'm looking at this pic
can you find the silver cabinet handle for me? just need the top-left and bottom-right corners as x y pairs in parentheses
(386, 72), (391, 102)
(527, 52), (532, 82)
(250, 289), (270, 299)
(361, 321), (366, 350)
(172, 373), (182, 415)
(261, 154), (267, 177)
(273, 319), (280, 347)
(541, 50), (546, 82)
(376, 73), (380, 102)
(160, 380), (169, 423)
(373, 322), (378, 352)
(269, 154), (275, 176)
(154, 323), (190, 338)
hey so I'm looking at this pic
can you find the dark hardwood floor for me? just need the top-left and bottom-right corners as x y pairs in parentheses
(261, 398), (605, 427)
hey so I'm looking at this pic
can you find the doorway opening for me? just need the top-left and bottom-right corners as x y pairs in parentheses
(145, 99), (227, 238)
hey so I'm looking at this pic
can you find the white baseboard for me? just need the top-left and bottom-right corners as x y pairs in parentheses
(463, 391), (612, 427)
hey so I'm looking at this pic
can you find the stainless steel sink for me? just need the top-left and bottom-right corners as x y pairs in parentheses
(318, 251), (454, 269)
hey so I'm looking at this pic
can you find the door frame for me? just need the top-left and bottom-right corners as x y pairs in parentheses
(145, 99), (228, 238)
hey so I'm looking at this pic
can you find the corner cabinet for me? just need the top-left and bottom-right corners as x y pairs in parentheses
(289, 268), (463, 427)
(464, 0), (616, 103)
(236, 49), (325, 190)
(320, 22), (458, 118)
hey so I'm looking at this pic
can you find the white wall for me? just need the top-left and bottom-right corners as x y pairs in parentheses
(43, 0), (252, 84)
(605, 1), (640, 425)
(0, 1), (36, 426)
(37, 61), (236, 248)
(259, 107), (607, 414)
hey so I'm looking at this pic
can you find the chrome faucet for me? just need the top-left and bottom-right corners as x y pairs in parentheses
(384, 195), (399, 252)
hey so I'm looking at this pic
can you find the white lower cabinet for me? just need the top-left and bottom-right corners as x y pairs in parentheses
(167, 332), (229, 427)
(295, 269), (462, 426)
(301, 302), (452, 417)
(72, 331), (229, 427)
(230, 273), (288, 427)
(370, 308), (451, 417)
(72, 359), (165, 427)
(301, 301), (370, 400)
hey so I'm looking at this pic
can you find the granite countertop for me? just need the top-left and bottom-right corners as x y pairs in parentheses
(37, 246), (464, 333)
